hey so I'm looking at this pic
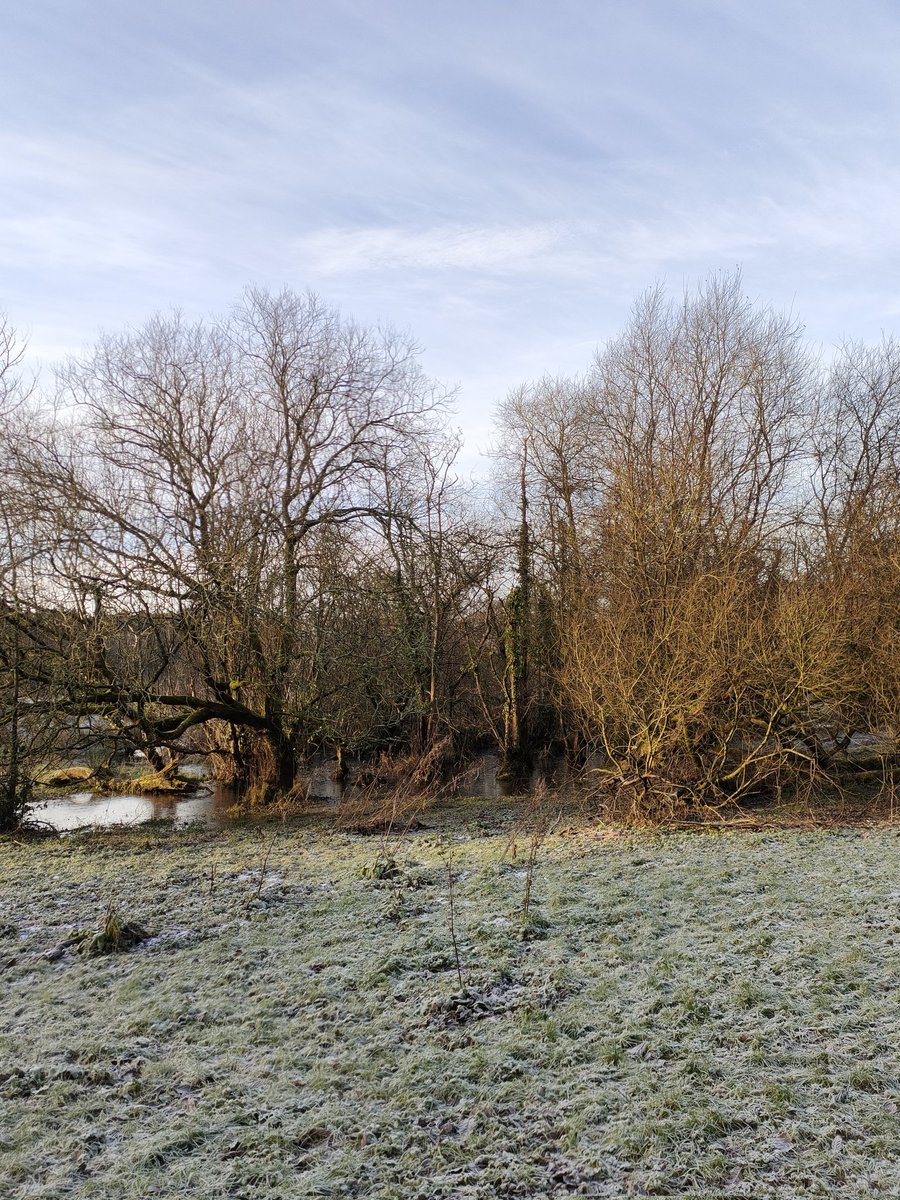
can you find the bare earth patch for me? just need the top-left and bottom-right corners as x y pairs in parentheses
(3, 816), (900, 1197)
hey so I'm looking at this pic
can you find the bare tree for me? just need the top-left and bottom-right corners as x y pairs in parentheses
(554, 273), (814, 812)
(374, 433), (497, 758)
(808, 338), (900, 743)
(0, 316), (61, 828)
(24, 290), (450, 796)
(5, 271), (900, 825)
(494, 375), (598, 582)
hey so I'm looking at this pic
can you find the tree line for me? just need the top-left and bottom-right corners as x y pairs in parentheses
(1, 271), (899, 828)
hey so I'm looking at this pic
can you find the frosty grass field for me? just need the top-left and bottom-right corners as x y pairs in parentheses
(3, 804), (900, 1198)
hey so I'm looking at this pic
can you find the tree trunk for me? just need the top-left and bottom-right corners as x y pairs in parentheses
(500, 440), (531, 779)
(272, 732), (298, 796)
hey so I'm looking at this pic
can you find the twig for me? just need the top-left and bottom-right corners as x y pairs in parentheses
(446, 845), (464, 989)
(247, 831), (277, 906)
(521, 831), (540, 922)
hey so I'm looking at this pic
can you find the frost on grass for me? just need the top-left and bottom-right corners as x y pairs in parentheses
(3, 819), (900, 1197)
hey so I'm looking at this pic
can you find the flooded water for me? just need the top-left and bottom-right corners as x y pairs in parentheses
(456, 752), (575, 800)
(31, 786), (231, 831)
(31, 759), (348, 832)
(31, 752), (578, 832)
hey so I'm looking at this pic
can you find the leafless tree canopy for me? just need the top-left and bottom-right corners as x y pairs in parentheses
(1, 274), (899, 825)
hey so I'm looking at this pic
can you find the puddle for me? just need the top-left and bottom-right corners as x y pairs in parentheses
(31, 787), (230, 831)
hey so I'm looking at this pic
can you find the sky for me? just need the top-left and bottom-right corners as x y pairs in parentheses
(3, 0), (900, 469)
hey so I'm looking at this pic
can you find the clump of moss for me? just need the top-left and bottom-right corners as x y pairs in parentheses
(37, 765), (94, 788)
(105, 770), (193, 796)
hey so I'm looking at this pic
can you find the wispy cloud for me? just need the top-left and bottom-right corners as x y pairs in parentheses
(3, 0), (900, 467)
(293, 224), (564, 274)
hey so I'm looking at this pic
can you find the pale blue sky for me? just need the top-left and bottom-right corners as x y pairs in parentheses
(4, 1), (900, 463)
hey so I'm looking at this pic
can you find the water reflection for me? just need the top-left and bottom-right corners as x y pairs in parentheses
(32, 751), (580, 832)
(458, 752), (574, 800)
(33, 787), (229, 831)
(32, 770), (348, 831)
